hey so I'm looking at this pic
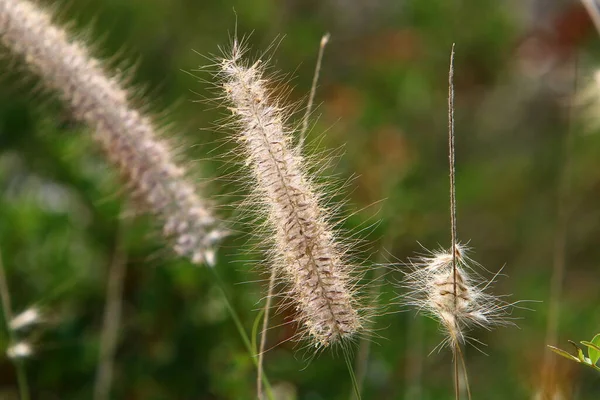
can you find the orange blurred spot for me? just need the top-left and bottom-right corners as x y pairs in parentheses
(324, 84), (364, 122)
(361, 29), (422, 66)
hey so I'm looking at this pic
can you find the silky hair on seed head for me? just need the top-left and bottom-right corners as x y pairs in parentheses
(0, 0), (225, 265)
(401, 243), (516, 351)
(211, 36), (370, 349)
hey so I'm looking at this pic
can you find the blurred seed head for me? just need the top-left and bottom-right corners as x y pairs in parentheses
(6, 341), (32, 359)
(0, 0), (225, 265)
(9, 307), (41, 331)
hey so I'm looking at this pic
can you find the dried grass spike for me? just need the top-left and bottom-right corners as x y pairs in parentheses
(0, 0), (224, 265)
(217, 40), (362, 348)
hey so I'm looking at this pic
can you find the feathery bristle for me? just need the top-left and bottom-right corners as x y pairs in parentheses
(216, 40), (362, 348)
(0, 0), (225, 265)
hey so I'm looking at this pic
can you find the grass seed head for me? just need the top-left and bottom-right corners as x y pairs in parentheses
(215, 39), (363, 348)
(9, 307), (41, 331)
(402, 243), (513, 350)
(6, 341), (32, 359)
(0, 0), (225, 265)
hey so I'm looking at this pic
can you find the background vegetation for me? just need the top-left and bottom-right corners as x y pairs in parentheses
(0, 0), (599, 398)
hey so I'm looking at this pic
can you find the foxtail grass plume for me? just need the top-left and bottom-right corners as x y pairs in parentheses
(0, 0), (224, 265)
(216, 40), (362, 348)
(403, 244), (513, 350)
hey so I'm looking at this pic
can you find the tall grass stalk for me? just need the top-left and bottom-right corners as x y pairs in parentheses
(401, 44), (516, 399)
(208, 267), (274, 399)
(447, 44), (469, 400)
(298, 33), (329, 150)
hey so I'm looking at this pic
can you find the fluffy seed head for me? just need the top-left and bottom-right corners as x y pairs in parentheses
(402, 243), (512, 350)
(216, 40), (362, 348)
(6, 341), (32, 359)
(0, 0), (225, 265)
(9, 307), (40, 331)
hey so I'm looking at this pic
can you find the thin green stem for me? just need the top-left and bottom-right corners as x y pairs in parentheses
(208, 267), (274, 400)
(0, 249), (30, 400)
(456, 343), (472, 400)
(453, 347), (460, 400)
(94, 219), (128, 400)
(298, 33), (330, 150)
(344, 349), (361, 400)
(257, 270), (276, 400)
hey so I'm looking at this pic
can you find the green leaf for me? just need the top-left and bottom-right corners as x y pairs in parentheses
(582, 334), (600, 366)
(569, 341), (590, 364)
(548, 345), (580, 363)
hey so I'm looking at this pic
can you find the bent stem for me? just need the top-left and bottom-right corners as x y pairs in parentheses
(0, 249), (30, 400)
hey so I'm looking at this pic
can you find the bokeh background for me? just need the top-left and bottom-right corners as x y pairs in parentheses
(0, 0), (599, 398)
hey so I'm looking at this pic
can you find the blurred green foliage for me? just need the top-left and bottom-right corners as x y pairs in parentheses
(0, 0), (600, 399)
